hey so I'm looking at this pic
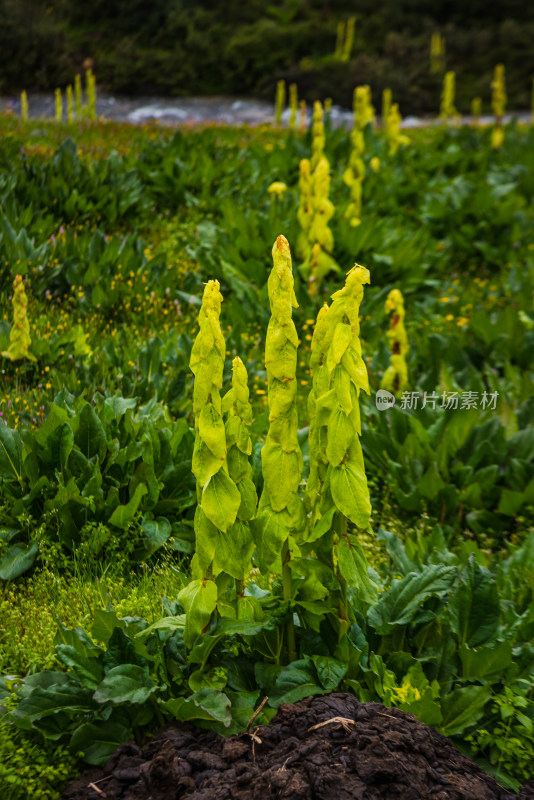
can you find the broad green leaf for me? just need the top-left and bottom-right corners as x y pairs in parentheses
(311, 656), (347, 690)
(75, 403), (107, 461)
(331, 459), (371, 529)
(102, 626), (148, 672)
(201, 469), (241, 532)
(459, 641), (512, 681)
(268, 658), (326, 706)
(178, 579), (218, 647)
(70, 721), (131, 766)
(0, 541), (38, 580)
(326, 408), (354, 467)
(213, 520), (254, 579)
(103, 395), (137, 420)
(47, 423), (74, 479)
(55, 645), (103, 688)
(449, 560), (500, 647)
(0, 424), (23, 482)
(193, 438), (225, 486)
(188, 667), (227, 692)
(497, 489), (524, 517)
(199, 404), (226, 459)
(91, 609), (125, 644)
(10, 679), (94, 727)
(266, 334), (297, 382)
(327, 322), (353, 371)
(337, 536), (378, 604)
(195, 505), (219, 570)
(237, 476), (257, 521)
(93, 664), (157, 705)
(261, 440), (300, 512)
(377, 528), (418, 575)
(400, 690), (443, 728)
(253, 506), (291, 572)
(368, 565), (457, 634)
(307, 506), (336, 544)
(108, 483), (148, 529)
(227, 447), (250, 483)
(135, 615), (185, 639)
(162, 688), (232, 727)
(440, 685), (491, 736)
(140, 516), (171, 554)
(332, 365), (352, 414)
(341, 348), (369, 394)
(35, 404), (69, 447)
(54, 621), (103, 658)
(418, 463), (445, 501)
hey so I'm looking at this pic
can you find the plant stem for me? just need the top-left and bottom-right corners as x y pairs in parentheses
(337, 514), (349, 641)
(281, 538), (297, 663)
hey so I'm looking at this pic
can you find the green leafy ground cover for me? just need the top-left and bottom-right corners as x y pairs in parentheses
(0, 114), (533, 797)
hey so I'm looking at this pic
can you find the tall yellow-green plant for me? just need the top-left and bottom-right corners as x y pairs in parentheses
(2, 276), (36, 362)
(311, 100), (325, 169)
(334, 18), (356, 62)
(343, 86), (366, 226)
(308, 158), (337, 293)
(382, 88), (392, 127)
(182, 280), (240, 646)
(361, 85), (375, 128)
(385, 103), (410, 155)
(299, 100), (307, 135)
(430, 32), (445, 74)
(289, 83), (298, 131)
(491, 64), (506, 149)
(275, 80), (286, 125)
(75, 73), (82, 119)
(66, 85), (74, 123)
(381, 288), (408, 394)
(471, 97), (482, 126)
(20, 91), (28, 121)
(256, 235), (305, 661)
(307, 264), (376, 632)
(341, 17), (355, 62)
(297, 159), (313, 260)
(298, 101), (338, 290)
(440, 71), (457, 122)
(298, 106), (338, 293)
(86, 69), (97, 121)
(55, 88), (63, 122)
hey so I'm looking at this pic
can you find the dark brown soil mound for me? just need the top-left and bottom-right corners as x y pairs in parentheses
(63, 693), (534, 800)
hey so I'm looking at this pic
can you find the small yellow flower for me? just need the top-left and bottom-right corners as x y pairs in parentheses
(267, 181), (287, 197)
(370, 157), (380, 172)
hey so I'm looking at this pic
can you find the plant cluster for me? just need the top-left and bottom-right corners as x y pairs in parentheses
(0, 111), (533, 789)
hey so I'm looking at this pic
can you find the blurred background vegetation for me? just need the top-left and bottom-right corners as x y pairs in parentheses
(0, 0), (533, 114)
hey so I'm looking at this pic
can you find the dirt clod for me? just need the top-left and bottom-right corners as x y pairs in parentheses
(62, 693), (534, 800)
